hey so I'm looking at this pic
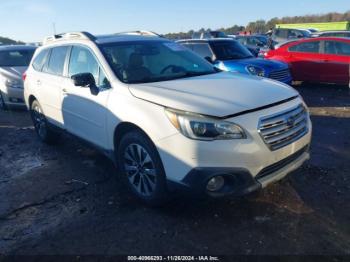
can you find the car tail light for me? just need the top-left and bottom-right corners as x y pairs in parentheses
(22, 71), (27, 81)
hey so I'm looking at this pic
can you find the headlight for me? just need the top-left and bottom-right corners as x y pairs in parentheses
(5, 79), (21, 88)
(246, 66), (265, 77)
(165, 109), (246, 140)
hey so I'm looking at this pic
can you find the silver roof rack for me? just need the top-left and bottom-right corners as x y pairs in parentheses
(115, 30), (162, 37)
(43, 31), (96, 45)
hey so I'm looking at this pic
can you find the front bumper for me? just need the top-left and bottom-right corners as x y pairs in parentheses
(157, 97), (312, 196)
(175, 145), (309, 197)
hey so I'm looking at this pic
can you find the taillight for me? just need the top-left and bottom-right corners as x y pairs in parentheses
(22, 71), (27, 81)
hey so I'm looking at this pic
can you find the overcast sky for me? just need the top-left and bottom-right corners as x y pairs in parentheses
(0, 0), (348, 42)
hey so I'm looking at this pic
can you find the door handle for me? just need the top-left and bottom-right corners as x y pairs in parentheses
(36, 80), (41, 86)
(62, 88), (68, 96)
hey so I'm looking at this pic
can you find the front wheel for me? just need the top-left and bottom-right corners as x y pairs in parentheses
(117, 130), (169, 206)
(30, 100), (59, 144)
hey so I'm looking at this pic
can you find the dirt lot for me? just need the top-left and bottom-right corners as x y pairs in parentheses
(0, 83), (350, 256)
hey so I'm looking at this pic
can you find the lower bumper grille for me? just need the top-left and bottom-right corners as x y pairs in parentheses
(269, 69), (291, 82)
(256, 145), (309, 180)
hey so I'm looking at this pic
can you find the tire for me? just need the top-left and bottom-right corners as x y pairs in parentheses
(0, 91), (8, 110)
(117, 130), (169, 206)
(30, 100), (60, 144)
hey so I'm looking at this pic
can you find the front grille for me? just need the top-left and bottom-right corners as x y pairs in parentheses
(258, 104), (309, 151)
(269, 69), (291, 81)
(255, 146), (309, 180)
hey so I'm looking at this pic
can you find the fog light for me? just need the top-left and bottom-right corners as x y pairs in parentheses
(207, 176), (225, 192)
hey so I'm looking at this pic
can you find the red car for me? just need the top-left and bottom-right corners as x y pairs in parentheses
(265, 37), (350, 85)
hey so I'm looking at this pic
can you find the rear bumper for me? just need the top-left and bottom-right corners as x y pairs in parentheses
(171, 146), (310, 197)
(1, 86), (26, 107)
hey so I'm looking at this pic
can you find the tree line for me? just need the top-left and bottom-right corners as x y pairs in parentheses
(0, 36), (24, 45)
(164, 10), (350, 39)
(1, 10), (349, 43)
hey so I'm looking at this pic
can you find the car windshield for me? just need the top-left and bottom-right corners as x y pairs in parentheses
(210, 41), (254, 60)
(0, 49), (35, 67)
(99, 40), (217, 84)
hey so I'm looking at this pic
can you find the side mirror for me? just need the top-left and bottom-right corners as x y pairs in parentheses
(204, 56), (214, 64)
(71, 73), (99, 96)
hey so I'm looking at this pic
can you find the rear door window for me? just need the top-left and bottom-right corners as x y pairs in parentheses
(289, 41), (320, 53)
(45, 46), (69, 76)
(191, 43), (213, 59)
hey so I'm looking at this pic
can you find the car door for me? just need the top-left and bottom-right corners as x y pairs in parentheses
(37, 46), (69, 127)
(320, 40), (350, 84)
(287, 40), (322, 82)
(61, 45), (111, 149)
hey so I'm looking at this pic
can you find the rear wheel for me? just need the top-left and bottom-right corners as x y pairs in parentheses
(0, 91), (8, 110)
(30, 100), (59, 144)
(117, 130), (168, 206)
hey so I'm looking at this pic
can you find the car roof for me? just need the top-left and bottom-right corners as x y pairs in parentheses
(276, 36), (350, 49)
(177, 38), (235, 43)
(42, 31), (168, 47)
(315, 30), (350, 34)
(0, 45), (37, 51)
(95, 34), (168, 44)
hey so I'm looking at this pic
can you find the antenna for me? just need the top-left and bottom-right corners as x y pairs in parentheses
(52, 23), (56, 35)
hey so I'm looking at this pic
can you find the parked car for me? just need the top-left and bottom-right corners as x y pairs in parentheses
(265, 37), (350, 85)
(272, 28), (311, 45)
(24, 32), (312, 205)
(311, 30), (350, 38)
(234, 35), (260, 56)
(234, 35), (269, 57)
(192, 31), (228, 40)
(178, 39), (292, 84)
(0, 45), (36, 109)
(253, 35), (269, 46)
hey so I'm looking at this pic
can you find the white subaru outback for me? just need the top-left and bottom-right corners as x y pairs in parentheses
(24, 32), (312, 205)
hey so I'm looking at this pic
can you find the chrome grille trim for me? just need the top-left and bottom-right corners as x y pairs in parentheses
(269, 69), (291, 81)
(258, 104), (309, 151)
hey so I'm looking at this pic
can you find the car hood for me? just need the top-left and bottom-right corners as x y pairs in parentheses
(128, 72), (298, 118)
(0, 66), (27, 81)
(223, 58), (287, 70)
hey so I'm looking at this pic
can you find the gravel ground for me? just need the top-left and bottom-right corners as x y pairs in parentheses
(0, 83), (349, 256)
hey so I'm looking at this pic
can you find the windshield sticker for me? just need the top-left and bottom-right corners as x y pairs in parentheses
(163, 42), (186, 51)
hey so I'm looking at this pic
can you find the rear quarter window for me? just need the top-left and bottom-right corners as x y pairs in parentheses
(325, 41), (350, 56)
(44, 46), (69, 76)
(32, 49), (50, 71)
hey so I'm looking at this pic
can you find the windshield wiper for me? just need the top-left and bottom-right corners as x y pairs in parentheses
(127, 71), (217, 84)
(176, 71), (217, 78)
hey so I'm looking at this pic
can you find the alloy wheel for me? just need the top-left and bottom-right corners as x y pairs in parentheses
(123, 143), (157, 197)
(0, 92), (5, 109)
(32, 104), (47, 139)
